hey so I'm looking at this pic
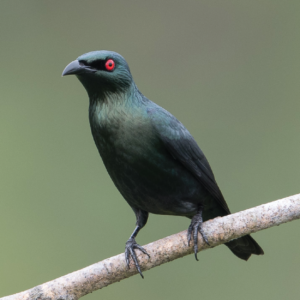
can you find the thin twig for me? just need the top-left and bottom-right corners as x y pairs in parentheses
(2, 193), (300, 300)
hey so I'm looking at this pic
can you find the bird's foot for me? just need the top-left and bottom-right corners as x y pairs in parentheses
(187, 212), (210, 261)
(125, 237), (150, 278)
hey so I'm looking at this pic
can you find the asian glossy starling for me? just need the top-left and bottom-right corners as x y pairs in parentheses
(62, 51), (264, 278)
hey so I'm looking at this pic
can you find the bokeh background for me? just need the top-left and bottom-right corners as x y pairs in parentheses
(1, 1), (300, 299)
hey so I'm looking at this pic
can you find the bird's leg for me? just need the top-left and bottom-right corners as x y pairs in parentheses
(187, 209), (210, 261)
(125, 226), (150, 278)
(125, 209), (149, 278)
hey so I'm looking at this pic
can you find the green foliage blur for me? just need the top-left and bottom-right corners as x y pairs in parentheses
(1, 1), (299, 299)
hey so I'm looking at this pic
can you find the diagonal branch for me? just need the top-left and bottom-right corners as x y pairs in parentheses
(2, 193), (300, 300)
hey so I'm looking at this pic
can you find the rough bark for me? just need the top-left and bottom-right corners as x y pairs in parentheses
(2, 193), (300, 300)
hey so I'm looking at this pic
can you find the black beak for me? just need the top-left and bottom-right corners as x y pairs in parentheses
(62, 60), (96, 76)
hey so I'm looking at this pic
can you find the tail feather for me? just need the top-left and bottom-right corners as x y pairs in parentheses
(225, 235), (264, 261)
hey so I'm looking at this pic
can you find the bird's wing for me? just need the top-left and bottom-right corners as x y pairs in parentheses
(148, 106), (230, 213)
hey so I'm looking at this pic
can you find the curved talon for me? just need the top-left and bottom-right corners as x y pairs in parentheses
(187, 211), (210, 261)
(125, 237), (150, 278)
(187, 223), (193, 246)
(194, 223), (199, 261)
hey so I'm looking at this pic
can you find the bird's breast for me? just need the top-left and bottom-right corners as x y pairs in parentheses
(88, 103), (204, 216)
(90, 104), (155, 156)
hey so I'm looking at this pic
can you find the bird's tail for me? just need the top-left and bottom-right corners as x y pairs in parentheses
(225, 235), (264, 261)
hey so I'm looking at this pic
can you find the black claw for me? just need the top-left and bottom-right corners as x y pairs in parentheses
(200, 228), (210, 246)
(187, 211), (209, 261)
(135, 244), (150, 258)
(187, 225), (192, 246)
(125, 237), (150, 278)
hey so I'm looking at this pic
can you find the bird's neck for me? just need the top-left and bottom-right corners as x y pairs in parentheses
(88, 82), (138, 106)
(88, 83), (144, 135)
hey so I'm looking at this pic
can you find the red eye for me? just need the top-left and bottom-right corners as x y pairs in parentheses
(105, 59), (115, 71)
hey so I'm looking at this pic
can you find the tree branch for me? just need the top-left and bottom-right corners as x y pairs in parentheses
(2, 193), (300, 300)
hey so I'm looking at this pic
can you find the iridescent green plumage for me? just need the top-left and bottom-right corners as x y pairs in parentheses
(63, 50), (264, 277)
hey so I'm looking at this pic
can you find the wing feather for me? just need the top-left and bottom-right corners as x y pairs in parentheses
(148, 107), (230, 213)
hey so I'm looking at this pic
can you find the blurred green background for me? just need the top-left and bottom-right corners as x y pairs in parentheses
(1, 1), (299, 299)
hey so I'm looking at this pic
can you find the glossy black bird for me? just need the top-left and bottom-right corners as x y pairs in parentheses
(62, 50), (264, 278)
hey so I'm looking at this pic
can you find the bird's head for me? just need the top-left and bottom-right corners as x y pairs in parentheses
(62, 50), (133, 98)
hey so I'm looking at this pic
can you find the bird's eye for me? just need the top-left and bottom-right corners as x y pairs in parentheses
(105, 59), (115, 71)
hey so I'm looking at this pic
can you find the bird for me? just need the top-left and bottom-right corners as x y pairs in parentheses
(62, 50), (264, 278)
